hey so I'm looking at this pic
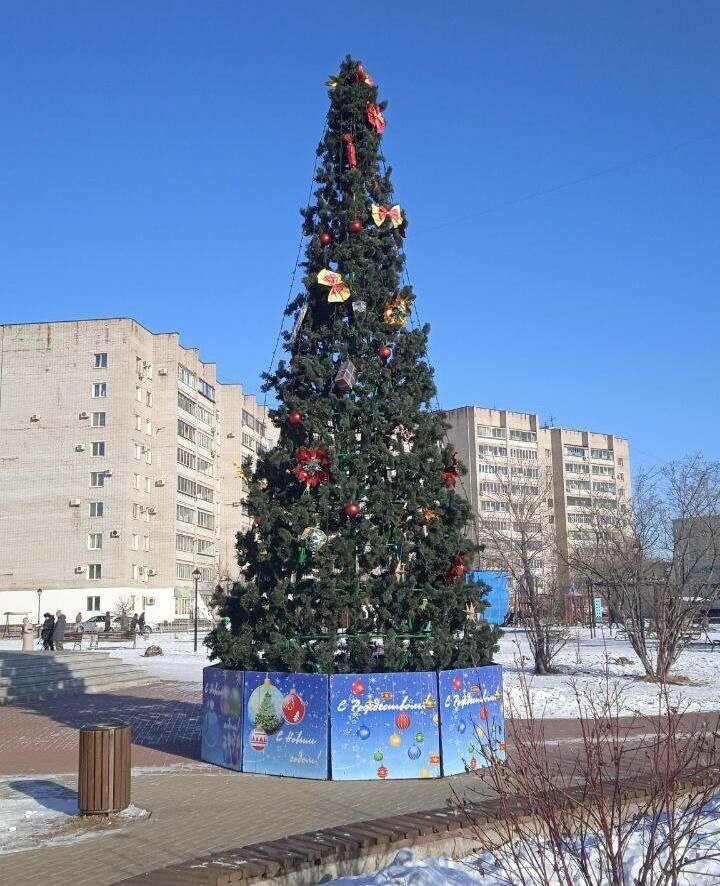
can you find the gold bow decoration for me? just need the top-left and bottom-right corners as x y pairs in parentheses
(356, 64), (375, 86)
(371, 204), (403, 228)
(326, 76), (339, 89)
(317, 269), (351, 303)
(233, 460), (248, 481)
(383, 294), (410, 326)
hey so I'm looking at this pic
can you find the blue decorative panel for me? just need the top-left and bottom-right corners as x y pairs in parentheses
(200, 666), (244, 771)
(330, 672), (441, 780)
(241, 672), (329, 779)
(438, 665), (505, 776)
(466, 570), (510, 625)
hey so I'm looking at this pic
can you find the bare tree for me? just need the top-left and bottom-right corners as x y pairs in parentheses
(569, 455), (720, 681)
(475, 457), (567, 674)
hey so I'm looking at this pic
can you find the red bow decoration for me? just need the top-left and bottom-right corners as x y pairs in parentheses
(442, 554), (467, 586)
(292, 446), (331, 489)
(441, 466), (459, 486)
(355, 64), (375, 86)
(343, 133), (357, 169)
(366, 102), (386, 134)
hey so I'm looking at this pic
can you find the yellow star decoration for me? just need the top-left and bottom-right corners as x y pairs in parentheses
(384, 295), (410, 327)
(465, 602), (477, 622)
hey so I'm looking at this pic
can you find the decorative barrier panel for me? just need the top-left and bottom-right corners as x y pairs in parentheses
(241, 671), (329, 779)
(330, 672), (441, 780)
(201, 665), (244, 771)
(438, 665), (505, 776)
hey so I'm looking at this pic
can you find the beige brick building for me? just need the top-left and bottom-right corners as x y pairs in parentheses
(444, 406), (631, 592)
(0, 319), (275, 625)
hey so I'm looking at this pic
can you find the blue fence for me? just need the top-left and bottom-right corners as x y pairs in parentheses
(466, 570), (510, 625)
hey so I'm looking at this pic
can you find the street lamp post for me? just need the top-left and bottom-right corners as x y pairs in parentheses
(36, 588), (43, 624)
(192, 568), (201, 652)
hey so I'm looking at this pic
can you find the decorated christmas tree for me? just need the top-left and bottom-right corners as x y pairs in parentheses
(206, 56), (500, 674)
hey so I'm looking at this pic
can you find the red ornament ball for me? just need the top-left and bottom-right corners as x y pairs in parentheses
(343, 502), (360, 518)
(452, 675), (462, 691)
(288, 410), (303, 426)
(395, 712), (411, 731)
(377, 345), (392, 361)
(349, 220), (363, 235)
(377, 765), (389, 779)
(469, 756), (478, 771)
(253, 515), (264, 526)
(281, 689), (306, 725)
(351, 679), (365, 697)
(319, 232), (333, 246)
(479, 705), (488, 721)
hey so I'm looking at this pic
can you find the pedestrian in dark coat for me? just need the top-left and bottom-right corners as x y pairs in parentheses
(53, 611), (67, 651)
(104, 611), (111, 633)
(41, 613), (55, 651)
(130, 613), (139, 634)
(138, 611), (146, 632)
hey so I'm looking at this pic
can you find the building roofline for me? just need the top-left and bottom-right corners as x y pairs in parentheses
(1, 316), (180, 338)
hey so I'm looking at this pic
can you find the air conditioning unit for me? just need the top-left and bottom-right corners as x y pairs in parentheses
(158, 368), (168, 376)
(227, 432), (235, 439)
(210, 450), (217, 458)
(74, 565), (85, 574)
(147, 507), (157, 515)
(137, 566), (145, 575)
(79, 411), (89, 419)
(30, 414), (40, 422)
(154, 479), (165, 487)
(231, 501), (241, 507)
(141, 445), (149, 454)
(104, 469), (113, 477)
(147, 569), (157, 576)
(110, 530), (120, 539)
(69, 499), (81, 507)
(143, 361), (151, 370)
(75, 444), (86, 452)
(144, 597), (156, 606)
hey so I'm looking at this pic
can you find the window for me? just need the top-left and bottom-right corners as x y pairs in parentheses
(178, 447), (196, 470)
(89, 501), (104, 517)
(511, 466), (539, 478)
(145, 448), (152, 465)
(618, 457), (624, 467)
(196, 430), (212, 450)
(131, 564), (139, 581)
(567, 496), (591, 507)
(480, 481), (503, 494)
(178, 420), (195, 442)
(177, 504), (195, 524)
(565, 462), (589, 474)
(591, 448), (613, 461)
(196, 403), (213, 425)
(483, 519), (510, 532)
(146, 391), (152, 408)
(145, 419), (152, 436)
(199, 378), (215, 401)
(197, 509), (215, 530)
(90, 471), (105, 487)
(242, 433), (255, 451)
(197, 457), (212, 476)
(93, 382), (107, 398)
(132, 534), (140, 551)
(198, 566), (214, 582)
(88, 564), (102, 580)
(132, 503), (139, 519)
(87, 595), (101, 611)
(592, 464), (615, 477)
(136, 386), (143, 403)
(178, 392), (195, 416)
(91, 441), (105, 457)
(143, 535), (150, 552)
(178, 364), (196, 389)
(92, 412), (106, 427)
(196, 484), (214, 503)
(242, 409), (255, 430)
(133, 473), (140, 490)
(134, 443), (142, 461)
(479, 445), (507, 457)
(88, 533), (102, 550)
(135, 414), (142, 431)
(176, 562), (195, 580)
(94, 353), (108, 369)
(144, 477), (151, 493)
(136, 356), (143, 375)
(176, 533), (195, 553)
(197, 538), (215, 555)
(566, 478), (590, 491)
(481, 500), (509, 512)
(565, 445), (586, 458)
(568, 513), (592, 524)
(593, 481), (616, 494)
(175, 596), (192, 616)
(477, 424), (505, 440)
(510, 448), (537, 460)
(178, 476), (196, 498)
(511, 484), (539, 496)
(509, 429), (537, 443)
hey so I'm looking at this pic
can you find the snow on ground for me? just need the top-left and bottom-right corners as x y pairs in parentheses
(330, 798), (720, 884)
(4, 626), (720, 718)
(0, 780), (147, 854)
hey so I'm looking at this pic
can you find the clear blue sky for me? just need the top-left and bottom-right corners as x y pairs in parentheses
(1, 2), (718, 471)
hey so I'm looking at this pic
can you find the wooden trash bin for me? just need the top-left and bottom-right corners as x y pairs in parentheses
(78, 721), (131, 815)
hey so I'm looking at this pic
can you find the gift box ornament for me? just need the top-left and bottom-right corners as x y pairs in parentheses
(334, 359), (357, 394)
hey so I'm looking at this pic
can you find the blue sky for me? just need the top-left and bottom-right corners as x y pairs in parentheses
(1, 2), (718, 471)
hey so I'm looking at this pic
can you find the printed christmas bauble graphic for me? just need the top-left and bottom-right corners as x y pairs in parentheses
(452, 675), (462, 691)
(202, 705), (219, 749)
(457, 720), (466, 734)
(395, 712), (411, 730)
(414, 732), (424, 743)
(407, 745), (421, 760)
(377, 765), (389, 779)
(230, 687), (242, 717)
(480, 705), (489, 721)
(373, 749), (384, 761)
(249, 727), (268, 752)
(469, 756), (478, 771)
(419, 768), (430, 779)
(281, 689), (306, 725)
(351, 679), (365, 696)
(389, 733), (402, 748)
(429, 753), (440, 765)
(220, 685), (231, 716)
(248, 677), (284, 735)
(357, 726), (371, 740)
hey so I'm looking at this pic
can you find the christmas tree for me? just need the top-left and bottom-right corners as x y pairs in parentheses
(206, 56), (500, 674)
(255, 688), (282, 734)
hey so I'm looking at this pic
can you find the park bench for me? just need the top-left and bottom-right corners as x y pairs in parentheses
(87, 629), (138, 650)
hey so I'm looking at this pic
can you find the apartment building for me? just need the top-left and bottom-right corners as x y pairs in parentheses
(0, 319), (276, 624)
(445, 406), (631, 591)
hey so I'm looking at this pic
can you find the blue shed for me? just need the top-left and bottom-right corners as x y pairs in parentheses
(466, 570), (510, 626)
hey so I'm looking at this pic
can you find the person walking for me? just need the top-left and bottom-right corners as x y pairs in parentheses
(138, 611), (146, 633)
(75, 611), (83, 631)
(104, 611), (111, 633)
(40, 613), (55, 651)
(130, 612), (139, 634)
(53, 610), (67, 651)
